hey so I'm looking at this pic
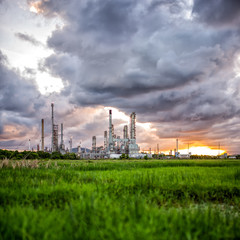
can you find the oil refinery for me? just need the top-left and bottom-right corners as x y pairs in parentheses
(36, 104), (228, 159)
(41, 104), (148, 159)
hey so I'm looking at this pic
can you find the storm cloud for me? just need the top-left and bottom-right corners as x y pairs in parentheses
(30, 0), (240, 152)
(192, 0), (240, 26)
(0, 50), (45, 141)
(1, 0), (240, 153)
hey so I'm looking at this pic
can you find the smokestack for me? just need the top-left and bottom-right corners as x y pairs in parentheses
(51, 103), (58, 152)
(123, 125), (128, 139)
(112, 124), (114, 136)
(109, 110), (113, 152)
(104, 131), (108, 150)
(51, 103), (54, 152)
(92, 136), (96, 153)
(130, 112), (136, 139)
(41, 119), (44, 151)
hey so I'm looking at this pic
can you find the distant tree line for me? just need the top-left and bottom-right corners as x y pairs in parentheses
(0, 149), (78, 160)
(1, 149), (238, 160)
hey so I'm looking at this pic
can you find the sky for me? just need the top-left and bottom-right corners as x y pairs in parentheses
(0, 0), (240, 155)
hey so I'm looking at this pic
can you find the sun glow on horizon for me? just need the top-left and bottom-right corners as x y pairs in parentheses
(181, 146), (225, 156)
(159, 146), (226, 156)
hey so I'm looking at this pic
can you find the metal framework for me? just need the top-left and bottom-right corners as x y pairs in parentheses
(104, 131), (108, 150)
(130, 112), (136, 139)
(123, 125), (128, 139)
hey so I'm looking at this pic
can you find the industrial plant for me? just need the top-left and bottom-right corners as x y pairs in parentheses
(38, 104), (229, 159)
(1, 103), (228, 159)
(89, 109), (141, 158)
(40, 104), (148, 159)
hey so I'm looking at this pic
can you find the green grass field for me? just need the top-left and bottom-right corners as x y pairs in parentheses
(0, 159), (240, 240)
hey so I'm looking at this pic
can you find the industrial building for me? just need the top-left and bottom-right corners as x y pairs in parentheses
(85, 109), (142, 158)
(51, 103), (58, 152)
(40, 104), (148, 159)
(107, 110), (140, 155)
(40, 103), (66, 154)
(40, 104), (196, 159)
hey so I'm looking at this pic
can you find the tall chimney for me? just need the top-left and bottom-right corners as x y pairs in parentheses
(108, 110), (113, 152)
(41, 119), (44, 151)
(104, 131), (108, 150)
(51, 103), (58, 152)
(51, 103), (54, 152)
(130, 112), (136, 139)
(92, 136), (96, 153)
(123, 125), (128, 139)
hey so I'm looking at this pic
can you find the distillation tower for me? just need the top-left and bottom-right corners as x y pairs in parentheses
(51, 103), (58, 152)
(105, 110), (140, 154)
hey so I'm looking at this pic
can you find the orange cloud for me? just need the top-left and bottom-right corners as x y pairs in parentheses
(29, 1), (44, 14)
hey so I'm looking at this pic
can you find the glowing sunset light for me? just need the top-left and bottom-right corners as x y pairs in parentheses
(160, 146), (225, 156)
(182, 146), (225, 156)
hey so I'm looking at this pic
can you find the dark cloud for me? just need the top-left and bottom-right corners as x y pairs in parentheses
(0, 50), (44, 136)
(15, 32), (44, 47)
(33, 1), (240, 141)
(34, 0), (138, 40)
(192, 0), (240, 27)
(1, 0), (238, 152)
